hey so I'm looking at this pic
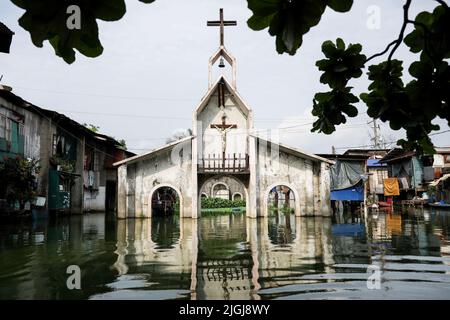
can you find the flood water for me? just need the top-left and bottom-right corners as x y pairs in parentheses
(0, 208), (450, 300)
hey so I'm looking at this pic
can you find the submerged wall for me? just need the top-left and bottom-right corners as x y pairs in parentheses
(255, 140), (331, 217)
(117, 140), (193, 218)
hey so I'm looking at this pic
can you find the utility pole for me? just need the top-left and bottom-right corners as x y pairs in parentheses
(368, 119), (381, 148)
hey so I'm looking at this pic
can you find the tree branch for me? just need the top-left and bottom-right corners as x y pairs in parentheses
(387, 0), (412, 64)
(365, 40), (398, 63)
(365, 0), (412, 65)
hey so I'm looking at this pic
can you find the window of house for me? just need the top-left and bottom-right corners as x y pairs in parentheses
(85, 149), (100, 171)
(93, 151), (100, 171)
(0, 114), (6, 139)
(5, 118), (11, 141)
(377, 170), (386, 183)
(52, 134), (57, 155)
(445, 155), (450, 164)
(18, 123), (24, 136)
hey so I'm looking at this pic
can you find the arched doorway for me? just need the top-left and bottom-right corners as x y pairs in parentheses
(150, 185), (181, 217)
(268, 185), (295, 214)
(266, 184), (296, 244)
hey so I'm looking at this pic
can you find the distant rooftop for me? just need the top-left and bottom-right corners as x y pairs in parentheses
(0, 87), (134, 156)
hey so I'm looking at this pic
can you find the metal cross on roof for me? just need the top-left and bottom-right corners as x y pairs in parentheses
(207, 8), (237, 47)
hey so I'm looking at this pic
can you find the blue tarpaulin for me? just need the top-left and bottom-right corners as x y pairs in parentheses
(367, 159), (386, 167)
(331, 181), (364, 201)
(332, 224), (366, 236)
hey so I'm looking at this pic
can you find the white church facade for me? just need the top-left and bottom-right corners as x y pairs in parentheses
(114, 9), (332, 219)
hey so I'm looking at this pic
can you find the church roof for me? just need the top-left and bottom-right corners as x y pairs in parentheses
(253, 135), (333, 164)
(195, 76), (252, 118)
(113, 135), (194, 166)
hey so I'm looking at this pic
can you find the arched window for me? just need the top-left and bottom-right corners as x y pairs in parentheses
(212, 183), (229, 200)
(232, 192), (243, 201)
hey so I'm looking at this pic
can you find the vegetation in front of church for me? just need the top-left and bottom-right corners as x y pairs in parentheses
(201, 207), (245, 216)
(201, 197), (245, 209)
(10, 0), (449, 154)
(201, 197), (246, 215)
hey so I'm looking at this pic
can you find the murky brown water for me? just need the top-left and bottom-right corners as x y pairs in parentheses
(0, 208), (449, 299)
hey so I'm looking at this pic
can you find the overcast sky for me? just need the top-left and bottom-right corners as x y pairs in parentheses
(1, 0), (448, 154)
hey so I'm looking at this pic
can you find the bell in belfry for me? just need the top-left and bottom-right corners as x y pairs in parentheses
(218, 57), (225, 68)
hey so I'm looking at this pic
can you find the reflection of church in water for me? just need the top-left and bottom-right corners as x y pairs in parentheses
(114, 9), (332, 219)
(112, 215), (339, 300)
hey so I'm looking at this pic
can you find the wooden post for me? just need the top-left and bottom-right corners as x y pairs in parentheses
(238, 153), (241, 171)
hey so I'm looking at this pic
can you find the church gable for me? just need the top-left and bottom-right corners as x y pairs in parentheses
(195, 77), (251, 117)
(195, 78), (251, 159)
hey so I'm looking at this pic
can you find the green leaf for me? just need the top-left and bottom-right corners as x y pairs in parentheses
(11, 0), (156, 64)
(247, 0), (331, 55)
(327, 0), (353, 12)
(92, 0), (126, 22)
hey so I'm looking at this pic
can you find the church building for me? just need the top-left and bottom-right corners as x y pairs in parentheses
(114, 9), (332, 219)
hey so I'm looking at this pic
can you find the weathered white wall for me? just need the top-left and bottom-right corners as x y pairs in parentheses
(117, 165), (127, 219)
(119, 141), (193, 218)
(83, 187), (106, 212)
(319, 162), (332, 216)
(200, 175), (246, 199)
(368, 167), (388, 195)
(256, 140), (330, 217)
(197, 92), (248, 158)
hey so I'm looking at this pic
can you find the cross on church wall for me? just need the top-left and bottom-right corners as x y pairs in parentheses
(207, 8), (237, 47)
(211, 111), (237, 158)
(210, 111), (237, 130)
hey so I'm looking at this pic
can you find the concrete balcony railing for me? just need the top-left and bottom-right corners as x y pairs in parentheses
(198, 153), (249, 174)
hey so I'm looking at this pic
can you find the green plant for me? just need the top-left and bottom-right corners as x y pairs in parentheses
(49, 155), (75, 172)
(0, 156), (40, 210)
(201, 197), (246, 209)
(269, 204), (294, 214)
(83, 123), (100, 133)
(201, 207), (245, 216)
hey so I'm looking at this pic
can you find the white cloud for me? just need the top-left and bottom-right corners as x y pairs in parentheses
(1, 0), (448, 154)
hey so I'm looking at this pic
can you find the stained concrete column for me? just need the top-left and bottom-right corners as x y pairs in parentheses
(320, 162), (331, 217)
(304, 160), (314, 216)
(71, 135), (85, 214)
(191, 136), (198, 219)
(117, 164), (127, 219)
(248, 135), (258, 218)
